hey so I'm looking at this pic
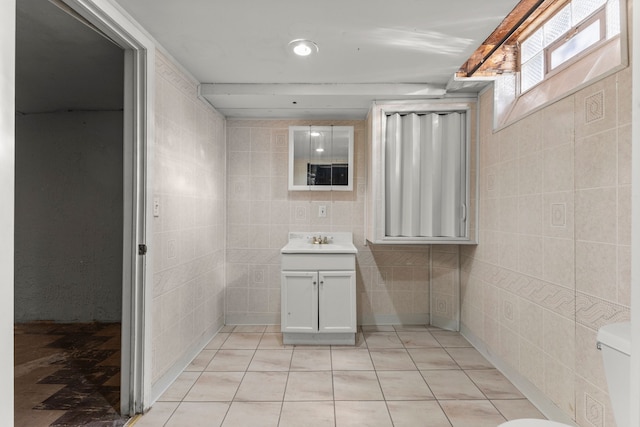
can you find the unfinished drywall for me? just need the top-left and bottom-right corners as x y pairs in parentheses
(15, 111), (123, 322)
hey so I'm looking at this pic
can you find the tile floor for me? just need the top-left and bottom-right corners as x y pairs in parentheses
(14, 322), (128, 427)
(132, 325), (546, 427)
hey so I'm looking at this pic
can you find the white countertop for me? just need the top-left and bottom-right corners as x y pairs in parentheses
(281, 232), (358, 254)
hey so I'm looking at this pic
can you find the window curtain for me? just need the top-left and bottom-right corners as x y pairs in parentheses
(384, 112), (465, 238)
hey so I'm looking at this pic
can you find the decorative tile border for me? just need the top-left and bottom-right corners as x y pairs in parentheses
(575, 292), (630, 331)
(462, 255), (631, 333)
(462, 258), (575, 319)
(156, 51), (198, 98)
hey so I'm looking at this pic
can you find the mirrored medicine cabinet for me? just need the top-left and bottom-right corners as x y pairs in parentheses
(288, 126), (354, 191)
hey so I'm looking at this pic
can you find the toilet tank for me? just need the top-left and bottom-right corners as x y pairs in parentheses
(597, 322), (631, 427)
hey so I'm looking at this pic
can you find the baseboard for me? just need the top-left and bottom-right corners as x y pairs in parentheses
(460, 324), (578, 427)
(224, 313), (430, 328)
(150, 316), (224, 403)
(429, 314), (459, 332)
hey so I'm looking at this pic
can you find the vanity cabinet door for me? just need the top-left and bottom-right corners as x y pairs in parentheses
(281, 271), (318, 333)
(318, 271), (356, 333)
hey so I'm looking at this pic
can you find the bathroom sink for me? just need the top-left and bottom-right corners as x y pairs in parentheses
(281, 232), (358, 254)
(281, 240), (357, 254)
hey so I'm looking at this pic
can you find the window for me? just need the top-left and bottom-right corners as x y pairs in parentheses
(520, 0), (620, 92)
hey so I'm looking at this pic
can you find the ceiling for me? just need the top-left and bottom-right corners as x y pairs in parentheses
(16, 0), (521, 119)
(15, 0), (123, 114)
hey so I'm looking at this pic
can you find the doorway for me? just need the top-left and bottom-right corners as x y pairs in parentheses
(14, 0), (153, 422)
(14, 0), (126, 424)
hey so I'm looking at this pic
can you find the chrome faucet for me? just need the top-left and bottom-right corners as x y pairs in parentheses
(311, 235), (329, 244)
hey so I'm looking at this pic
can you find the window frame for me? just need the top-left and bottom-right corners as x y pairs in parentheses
(519, 0), (617, 95)
(544, 7), (607, 75)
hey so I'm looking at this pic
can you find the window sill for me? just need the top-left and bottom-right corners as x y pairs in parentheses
(494, 36), (626, 130)
(367, 237), (478, 245)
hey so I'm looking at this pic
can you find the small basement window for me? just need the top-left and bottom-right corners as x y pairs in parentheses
(520, 0), (621, 93)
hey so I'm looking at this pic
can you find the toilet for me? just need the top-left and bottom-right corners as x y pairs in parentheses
(498, 321), (630, 427)
(498, 420), (571, 427)
(596, 321), (631, 427)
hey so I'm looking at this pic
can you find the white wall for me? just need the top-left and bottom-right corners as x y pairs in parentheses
(150, 51), (227, 398)
(462, 65), (632, 426)
(1, 0), (15, 423)
(225, 119), (447, 327)
(14, 111), (123, 322)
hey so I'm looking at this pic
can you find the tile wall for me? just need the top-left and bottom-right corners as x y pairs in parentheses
(461, 67), (632, 426)
(151, 51), (226, 389)
(225, 119), (433, 326)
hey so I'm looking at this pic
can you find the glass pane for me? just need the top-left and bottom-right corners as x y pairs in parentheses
(521, 52), (544, 92)
(308, 129), (331, 171)
(572, 0), (607, 24)
(292, 129), (310, 186)
(550, 19), (602, 69)
(330, 128), (350, 186)
(607, 0), (621, 38)
(544, 5), (571, 46)
(521, 27), (543, 63)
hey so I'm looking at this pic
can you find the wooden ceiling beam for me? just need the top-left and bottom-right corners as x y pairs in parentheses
(457, 0), (566, 78)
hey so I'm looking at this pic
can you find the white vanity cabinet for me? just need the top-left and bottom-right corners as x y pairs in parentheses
(281, 271), (318, 333)
(317, 271), (356, 333)
(281, 269), (356, 333)
(280, 232), (357, 345)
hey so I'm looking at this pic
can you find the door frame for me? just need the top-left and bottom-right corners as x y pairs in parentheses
(59, 0), (155, 414)
(631, 1), (640, 425)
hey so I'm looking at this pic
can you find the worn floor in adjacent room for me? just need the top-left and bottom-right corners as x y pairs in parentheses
(14, 322), (129, 427)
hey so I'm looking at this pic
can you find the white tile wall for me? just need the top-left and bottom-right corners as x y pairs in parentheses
(225, 119), (437, 326)
(462, 67), (632, 426)
(151, 51), (226, 386)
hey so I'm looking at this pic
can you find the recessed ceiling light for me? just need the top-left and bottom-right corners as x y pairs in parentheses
(315, 148), (324, 152)
(289, 39), (318, 57)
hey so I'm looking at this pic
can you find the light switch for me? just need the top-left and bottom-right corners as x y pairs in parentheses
(153, 197), (160, 217)
(319, 205), (326, 217)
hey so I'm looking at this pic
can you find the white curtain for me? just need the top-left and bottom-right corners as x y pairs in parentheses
(384, 112), (465, 238)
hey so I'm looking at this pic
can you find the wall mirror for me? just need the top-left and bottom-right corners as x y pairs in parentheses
(288, 125), (354, 191)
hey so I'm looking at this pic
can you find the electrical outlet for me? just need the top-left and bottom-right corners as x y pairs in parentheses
(319, 205), (326, 217)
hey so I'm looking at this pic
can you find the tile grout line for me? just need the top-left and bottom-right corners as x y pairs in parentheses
(192, 328), (233, 427)
(222, 327), (260, 426)
(276, 333), (294, 427)
(152, 325), (541, 426)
